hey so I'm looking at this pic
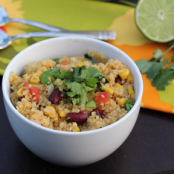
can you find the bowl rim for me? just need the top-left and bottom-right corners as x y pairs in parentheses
(2, 36), (143, 135)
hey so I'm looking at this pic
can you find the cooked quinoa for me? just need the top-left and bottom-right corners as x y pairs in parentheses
(9, 50), (135, 132)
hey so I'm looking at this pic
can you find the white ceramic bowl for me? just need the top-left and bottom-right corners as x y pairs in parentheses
(2, 37), (143, 167)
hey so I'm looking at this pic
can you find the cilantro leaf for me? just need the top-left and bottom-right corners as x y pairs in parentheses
(79, 88), (88, 105)
(125, 103), (133, 112)
(40, 69), (52, 85)
(67, 92), (77, 97)
(84, 78), (99, 88)
(84, 53), (93, 60)
(100, 88), (106, 92)
(72, 67), (81, 77)
(146, 60), (169, 80)
(66, 82), (82, 95)
(51, 66), (60, 76)
(92, 72), (104, 78)
(152, 69), (174, 91)
(171, 56), (174, 63)
(52, 67), (73, 80)
(81, 67), (99, 78)
(135, 59), (152, 73)
(56, 70), (73, 80)
(153, 49), (163, 59)
(52, 58), (60, 64)
(168, 64), (174, 70)
(135, 44), (174, 91)
(126, 99), (135, 105)
(84, 86), (94, 92)
(125, 99), (135, 112)
(72, 98), (80, 105)
(22, 71), (25, 77)
(51, 77), (56, 82)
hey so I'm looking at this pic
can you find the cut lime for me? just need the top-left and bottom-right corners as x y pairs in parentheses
(135, 0), (174, 43)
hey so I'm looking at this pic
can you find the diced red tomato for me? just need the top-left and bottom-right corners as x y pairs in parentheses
(95, 92), (110, 104)
(60, 61), (69, 65)
(29, 87), (40, 101)
(23, 82), (28, 88)
(0, 26), (6, 33)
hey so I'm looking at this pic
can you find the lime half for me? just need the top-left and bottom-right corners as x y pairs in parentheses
(135, 0), (174, 43)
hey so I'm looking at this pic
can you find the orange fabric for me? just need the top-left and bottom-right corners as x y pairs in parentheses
(108, 41), (174, 113)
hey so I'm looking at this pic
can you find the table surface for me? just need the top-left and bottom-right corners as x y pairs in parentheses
(1, 1), (174, 174)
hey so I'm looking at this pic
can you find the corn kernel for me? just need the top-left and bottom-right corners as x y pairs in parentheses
(127, 75), (133, 83)
(75, 126), (80, 132)
(118, 69), (129, 79)
(30, 75), (40, 84)
(28, 74), (33, 77)
(44, 106), (58, 120)
(118, 98), (126, 106)
(35, 70), (42, 78)
(59, 111), (67, 118)
(13, 75), (19, 80)
(52, 114), (58, 122)
(103, 87), (114, 95)
(75, 62), (84, 67)
(114, 83), (123, 88)
(127, 85), (135, 96)
(17, 87), (24, 97)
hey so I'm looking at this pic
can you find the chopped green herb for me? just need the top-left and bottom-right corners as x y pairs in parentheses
(81, 67), (101, 79)
(152, 68), (174, 91)
(18, 82), (22, 86)
(125, 99), (135, 112)
(72, 67), (81, 78)
(66, 117), (71, 120)
(84, 78), (98, 88)
(52, 58), (60, 64)
(51, 77), (56, 82)
(135, 43), (174, 91)
(153, 49), (163, 59)
(171, 56), (174, 63)
(51, 66), (60, 76)
(126, 99), (135, 105)
(21, 71), (25, 77)
(84, 53), (93, 60)
(85, 100), (96, 107)
(40, 69), (52, 85)
(72, 98), (80, 106)
(84, 86), (94, 92)
(66, 82), (82, 95)
(125, 103), (133, 112)
(79, 88), (88, 105)
(67, 92), (77, 97)
(100, 88), (106, 92)
(40, 63), (108, 106)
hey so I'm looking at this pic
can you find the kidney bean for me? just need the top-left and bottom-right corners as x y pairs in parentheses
(49, 88), (62, 104)
(18, 96), (23, 101)
(66, 112), (89, 123)
(115, 75), (122, 84)
(92, 108), (102, 118)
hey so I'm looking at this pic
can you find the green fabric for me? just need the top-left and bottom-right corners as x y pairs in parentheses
(0, 0), (130, 74)
(159, 84), (174, 107)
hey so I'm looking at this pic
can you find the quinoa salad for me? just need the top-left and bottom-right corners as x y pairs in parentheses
(9, 51), (135, 132)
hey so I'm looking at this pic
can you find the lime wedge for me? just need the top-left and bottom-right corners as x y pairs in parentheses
(135, 0), (174, 43)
